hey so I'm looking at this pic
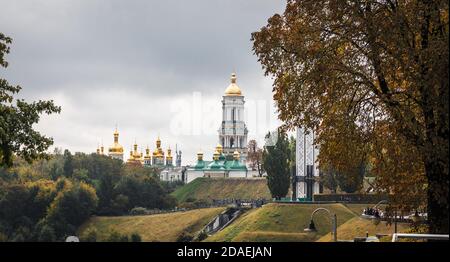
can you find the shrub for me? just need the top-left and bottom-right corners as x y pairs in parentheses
(105, 230), (129, 242)
(176, 231), (193, 242)
(129, 207), (147, 216)
(130, 233), (142, 242)
(196, 231), (208, 242)
(37, 224), (57, 242)
(80, 228), (97, 242)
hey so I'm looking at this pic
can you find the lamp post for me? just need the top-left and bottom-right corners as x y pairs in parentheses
(373, 200), (388, 209)
(304, 207), (337, 242)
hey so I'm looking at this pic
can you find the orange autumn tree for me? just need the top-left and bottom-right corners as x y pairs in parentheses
(252, 0), (448, 233)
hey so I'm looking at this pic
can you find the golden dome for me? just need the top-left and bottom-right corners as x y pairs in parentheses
(197, 151), (204, 161)
(213, 150), (220, 161)
(156, 136), (161, 148)
(216, 144), (223, 153)
(109, 128), (124, 153)
(224, 73), (242, 96)
(144, 147), (151, 159)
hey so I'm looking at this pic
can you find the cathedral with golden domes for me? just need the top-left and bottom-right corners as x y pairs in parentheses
(96, 72), (249, 184)
(96, 128), (183, 181)
(124, 135), (174, 167)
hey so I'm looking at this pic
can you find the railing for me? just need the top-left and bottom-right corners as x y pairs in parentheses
(391, 233), (449, 242)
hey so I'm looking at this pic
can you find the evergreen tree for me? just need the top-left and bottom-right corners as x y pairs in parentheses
(263, 131), (291, 200)
(63, 150), (73, 177)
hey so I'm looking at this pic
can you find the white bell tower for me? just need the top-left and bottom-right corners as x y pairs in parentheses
(218, 73), (248, 161)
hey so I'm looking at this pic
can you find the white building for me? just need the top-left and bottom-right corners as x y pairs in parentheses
(185, 73), (249, 183)
(218, 73), (248, 162)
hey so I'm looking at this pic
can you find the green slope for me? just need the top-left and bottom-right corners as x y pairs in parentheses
(78, 207), (225, 242)
(172, 177), (272, 203)
(206, 203), (357, 242)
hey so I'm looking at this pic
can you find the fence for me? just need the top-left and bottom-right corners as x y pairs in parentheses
(313, 193), (389, 203)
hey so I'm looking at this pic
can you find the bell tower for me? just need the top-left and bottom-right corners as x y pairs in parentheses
(218, 72), (248, 162)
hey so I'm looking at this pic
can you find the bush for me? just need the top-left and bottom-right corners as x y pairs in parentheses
(105, 230), (129, 242)
(176, 231), (193, 242)
(130, 233), (142, 242)
(129, 207), (147, 216)
(37, 224), (57, 242)
(0, 232), (8, 242)
(196, 231), (208, 242)
(80, 228), (97, 242)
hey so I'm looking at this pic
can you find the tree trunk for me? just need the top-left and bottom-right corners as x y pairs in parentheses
(425, 159), (449, 234)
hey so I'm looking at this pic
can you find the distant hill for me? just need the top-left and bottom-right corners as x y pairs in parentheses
(206, 203), (357, 242)
(78, 207), (225, 242)
(171, 177), (272, 203)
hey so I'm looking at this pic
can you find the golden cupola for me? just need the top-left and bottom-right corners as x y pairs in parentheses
(167, 147), (173, 160)
(156, 136), (161, 149)
(144, 146), (151, 160)
(197, 151), (204, 161)
(224, 72), (242, 96)
(108, 128), (124, 154)
(216, 144), (223, 154)
(213, 150), (220, 161)
(129, 141), (143, 161)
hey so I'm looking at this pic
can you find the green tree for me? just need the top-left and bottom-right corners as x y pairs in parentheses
(46, 180), (98, 239)
(37, 224), (57, 242)
(263, 130), (291, 200)
(320, 168), (338, 194)
(63, 150), (73, 177)
(251, 0), (448, 233)
(336, 163), (365, 193)
(0, 33), (61, 167)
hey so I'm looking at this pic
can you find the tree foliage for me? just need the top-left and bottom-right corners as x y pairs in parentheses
(247, 139), (264, 176)
(252, 0), (448, 233)
(263, 131), (291, 199)
(0, 33), (61, 167)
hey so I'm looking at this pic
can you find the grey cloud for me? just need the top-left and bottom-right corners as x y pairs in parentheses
(1, 0), (285, 164)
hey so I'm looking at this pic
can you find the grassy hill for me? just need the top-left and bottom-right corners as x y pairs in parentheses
(172, 177), (272, 203)
(317, 217), (410, 242)
(78, 207), (225, 242)
(205, 203), (357, 242)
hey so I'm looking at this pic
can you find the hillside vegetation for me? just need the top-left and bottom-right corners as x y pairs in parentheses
(172, 177), (272, 203)
(78, 207), (225, 241)
(206, 203), (357, 242)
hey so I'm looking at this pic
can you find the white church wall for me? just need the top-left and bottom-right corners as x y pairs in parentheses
(186, 170), (205, 183)
(228, 171), (247, 178)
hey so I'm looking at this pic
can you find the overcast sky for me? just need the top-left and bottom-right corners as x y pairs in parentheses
(0, 0), (286, 165)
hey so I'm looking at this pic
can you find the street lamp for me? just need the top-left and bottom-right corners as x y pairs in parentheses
(304, 207), (337, 242)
